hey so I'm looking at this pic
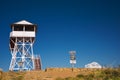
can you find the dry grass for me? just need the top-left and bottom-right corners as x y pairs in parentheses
(0, 68), (120, 80)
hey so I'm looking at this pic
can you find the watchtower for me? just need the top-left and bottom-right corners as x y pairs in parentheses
(9, 20), (37, 71)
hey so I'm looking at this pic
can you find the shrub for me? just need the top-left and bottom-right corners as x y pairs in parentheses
(76, 74), (84, 78)
(56, 77), (64, 80)
(111, 70), (120, 77)
(17, 75), (23, 80)
(85, 74), (94, 80)
(65, 77), (73, 80)
(10, 75), (24, 80)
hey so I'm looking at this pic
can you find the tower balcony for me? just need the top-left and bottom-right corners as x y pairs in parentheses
(10, 31), (35, 37)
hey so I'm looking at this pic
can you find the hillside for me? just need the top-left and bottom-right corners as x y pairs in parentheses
(0, 68), (120, 80)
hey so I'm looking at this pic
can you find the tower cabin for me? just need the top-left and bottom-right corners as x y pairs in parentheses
(10, 20), (37, 51)
(34, 55), (42, 70)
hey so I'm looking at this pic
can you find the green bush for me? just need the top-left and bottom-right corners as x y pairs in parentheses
(10, 75), (24, 80)
(76, 74), (84, 78)
(65, 77), (73, 80)
(84, 74), (94, 80)
(111, 70), (120, 77)
(56, 77), (64, 80)
(17, 75), (23, 80)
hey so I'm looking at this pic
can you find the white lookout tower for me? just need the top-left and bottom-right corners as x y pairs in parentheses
(9, 20), (37, 71)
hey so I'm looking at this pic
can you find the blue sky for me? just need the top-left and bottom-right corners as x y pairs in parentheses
(0, 0), (120, 71)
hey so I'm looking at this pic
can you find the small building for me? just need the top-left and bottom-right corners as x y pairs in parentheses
(85, 62), (102, 68)
(34, 55), (42, 70)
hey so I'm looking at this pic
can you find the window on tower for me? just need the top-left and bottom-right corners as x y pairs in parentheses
(25, 25), (34, 31)
(14, 25), (23, 31)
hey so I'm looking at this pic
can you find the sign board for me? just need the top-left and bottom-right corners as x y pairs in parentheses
(70, 60), (76, 64)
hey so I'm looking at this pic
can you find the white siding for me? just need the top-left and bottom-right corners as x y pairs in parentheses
(10, 31), (35, 37)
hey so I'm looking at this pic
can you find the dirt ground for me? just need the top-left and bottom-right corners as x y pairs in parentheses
(24, 68), (101, 80)
(0, 68), (102, 80)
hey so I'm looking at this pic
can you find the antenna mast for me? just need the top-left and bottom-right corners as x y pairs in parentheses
(69, 51), (76, 68)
